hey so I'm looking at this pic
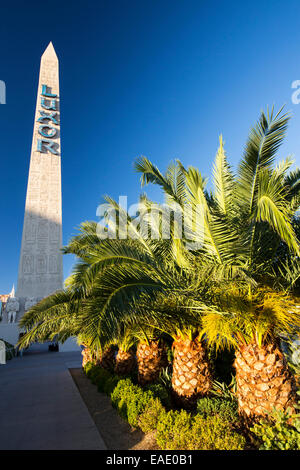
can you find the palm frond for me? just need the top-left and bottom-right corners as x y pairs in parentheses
(237, 106), (290, 215)
(255, 168), (300, 255)
(212, 135), (234, 216)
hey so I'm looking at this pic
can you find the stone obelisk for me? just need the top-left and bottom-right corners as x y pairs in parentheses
(16, 42), (63, 307)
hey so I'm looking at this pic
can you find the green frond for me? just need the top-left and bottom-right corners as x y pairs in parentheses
(255, 168), (300, 255)
(212, 135), (234, 215)
(134, 156), (184, 206)
(184, 165), (237, 263)
(200, 311), (238, 350)
(237, 106), (290, 215)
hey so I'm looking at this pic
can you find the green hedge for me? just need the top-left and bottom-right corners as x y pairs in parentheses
(139, 397), (166, 433)
(84, 362), (121, 394)
(83, 361), (247, 450)
(156, 410), (246, 450)
(111, 379), (156, 427)
(145, 383), (171, 408)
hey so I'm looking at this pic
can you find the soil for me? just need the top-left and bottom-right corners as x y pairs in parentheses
(69, 368), (159, 450)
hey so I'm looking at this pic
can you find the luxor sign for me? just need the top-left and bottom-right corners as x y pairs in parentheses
(37, 84), (59, 155)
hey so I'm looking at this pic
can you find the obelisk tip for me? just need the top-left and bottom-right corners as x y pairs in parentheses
(41, 42), (58, 61)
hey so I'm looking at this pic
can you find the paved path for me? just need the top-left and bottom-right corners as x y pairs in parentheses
(0, 347), (107, 449)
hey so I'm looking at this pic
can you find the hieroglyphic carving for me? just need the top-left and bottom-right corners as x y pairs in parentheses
(25, 216), (37, 241)
(29, 172), (40, 188)
(22, 254), (34, 274)
(51, 155), (59, 167)
(49, 254), (58, 273)
(40, 205), (48, 217)
(37, 219), (48, 239)
(31, 153), (41, 166)
(49, 222), (60, 241)
(36, 254), (47, 274)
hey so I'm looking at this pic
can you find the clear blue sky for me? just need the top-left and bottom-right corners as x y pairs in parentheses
(0, 0), (300, 293)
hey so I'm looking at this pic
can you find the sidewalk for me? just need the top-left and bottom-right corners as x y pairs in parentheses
(0, 348), (106, 449)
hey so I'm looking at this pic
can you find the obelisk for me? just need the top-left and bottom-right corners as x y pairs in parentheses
(16, 42), (63, 306)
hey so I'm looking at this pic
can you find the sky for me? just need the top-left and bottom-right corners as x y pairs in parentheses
(0, 0), (300, 293)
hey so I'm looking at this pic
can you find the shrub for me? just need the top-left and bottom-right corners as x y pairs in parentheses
(145, 383), (171, 408)
(89, 366), (107, 385)
(250, 408), (300, 450)
(111, 379), (135, 409)
(84, 363), (121, 395)
(156, 410), (193, 450)
(2, 340), (16, 361)
(95, 368), (113, 392)
(197, 397), (239, 422)
(103, 375), (121, 395)
(111, 378), (155, 427)
(84, 363), (246, 450)
(84, 364), (103, 383)
(127, 388), (155, 427)
(83, 361), (94, 377)
(190, 415), (246, 450)
(139, 398), (166, 433)
(156, 409), (246, 450)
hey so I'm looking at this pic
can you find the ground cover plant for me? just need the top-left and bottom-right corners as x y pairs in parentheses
(250, 396), (300, 450)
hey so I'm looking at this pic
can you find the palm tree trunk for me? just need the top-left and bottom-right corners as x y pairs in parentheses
(81, 346), (94, 368)
(172, 337), (213, 408)
(137, 340), (168, 385)
(114, 348), (135, 375)
(234, 341), (297, 421)
(98, 345), (117, 372)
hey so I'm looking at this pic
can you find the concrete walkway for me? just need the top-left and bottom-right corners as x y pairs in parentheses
(0, 347), (106, 449)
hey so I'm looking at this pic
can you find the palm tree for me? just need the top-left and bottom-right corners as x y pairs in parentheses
(112, 326), (136, 375)
(135, 106), (300, 418)
(135, 326), (168, 386)
(200, 288), (299, 420)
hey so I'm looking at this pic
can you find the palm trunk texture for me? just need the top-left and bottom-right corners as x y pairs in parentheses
(137, 340), (168, 385)
(234, 342), (297, 420)
(114, 348), (135, 375)
(98, 345), (117, 372)
(81, 346), (94, 368)
(172, 337), (212, 408)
